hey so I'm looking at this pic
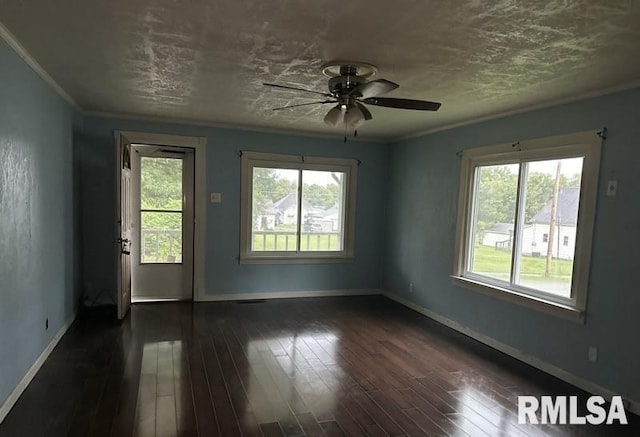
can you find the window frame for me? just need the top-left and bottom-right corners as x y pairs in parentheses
(452, 130), (602, 320)
(240, 151), (358, 264)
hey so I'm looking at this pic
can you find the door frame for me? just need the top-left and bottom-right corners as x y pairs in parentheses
(115, 131), (207, 310)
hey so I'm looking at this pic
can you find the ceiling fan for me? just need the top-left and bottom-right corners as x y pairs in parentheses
(264, 62), (441, 131)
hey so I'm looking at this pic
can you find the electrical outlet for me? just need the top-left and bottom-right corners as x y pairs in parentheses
(210, 192), (222, 203)
(606, 180), (617, 197)
(588, 346), (598, 362)
(409, 282), (414, 293)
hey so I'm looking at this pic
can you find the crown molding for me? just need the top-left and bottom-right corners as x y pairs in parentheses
(84, 110), (387, 144)
(0, 20), (80, 110)
(392, 80), (640, 143)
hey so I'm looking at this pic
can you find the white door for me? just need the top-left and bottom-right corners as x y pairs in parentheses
(130, 145), (195, 301)
(117, 136), (132, 320)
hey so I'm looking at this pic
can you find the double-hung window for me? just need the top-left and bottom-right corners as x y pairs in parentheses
(453, 130), (602, 319)
(240, 152), (357, 263)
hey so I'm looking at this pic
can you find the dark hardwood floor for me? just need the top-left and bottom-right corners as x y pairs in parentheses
(1, 296), (637, 436)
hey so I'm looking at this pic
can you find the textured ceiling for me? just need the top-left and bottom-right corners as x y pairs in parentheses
(1, 0), (639, 140)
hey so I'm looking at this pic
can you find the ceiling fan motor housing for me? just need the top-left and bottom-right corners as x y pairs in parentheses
(329, 75), (366, 93)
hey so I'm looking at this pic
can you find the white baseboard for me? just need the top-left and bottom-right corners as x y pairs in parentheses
(196, 288), (382, 302)
(0, 311), (77, 424)
(132, 297), (189, 303)
(383, 291), (640, 416)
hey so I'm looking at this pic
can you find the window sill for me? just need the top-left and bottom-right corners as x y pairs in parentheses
(450, 275), (584, 322)
(240, 255), (355, 265)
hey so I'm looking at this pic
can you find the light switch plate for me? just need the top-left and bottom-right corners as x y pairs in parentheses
(588, 346), (598, 362)
(606, 180), (617, 196)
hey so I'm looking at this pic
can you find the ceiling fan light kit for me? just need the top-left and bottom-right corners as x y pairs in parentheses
(264, 61), (441, 135)
(323, 106), (343, 126)
(345, 105), (365, 128)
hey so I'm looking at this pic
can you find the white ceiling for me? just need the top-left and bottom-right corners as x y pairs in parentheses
(1, 0), (640, 140)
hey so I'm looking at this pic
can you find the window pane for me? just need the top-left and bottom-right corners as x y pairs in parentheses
(141, 211), (182, 263)
(251, 167), (299, 252)
(516, 158), (583, 297)
(300, 170), (345, 252)
(141, 157), (183, 211)
(469, 164), (519, 282)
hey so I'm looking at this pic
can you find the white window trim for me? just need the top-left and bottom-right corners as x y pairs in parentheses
(240, 151), (358, 264)
(452, 130), (603, 321)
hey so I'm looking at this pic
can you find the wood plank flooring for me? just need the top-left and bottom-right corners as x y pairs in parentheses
(1, 296), (637, 436)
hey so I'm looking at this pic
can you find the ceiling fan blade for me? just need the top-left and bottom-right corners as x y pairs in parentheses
(263, 82), (331, 97)
(363, 97), (441, 111)
(324, 105), (344, 126)
(350, 79), (399, 99)
(355, 102), (372, 120)
(272, 100), (335, 110)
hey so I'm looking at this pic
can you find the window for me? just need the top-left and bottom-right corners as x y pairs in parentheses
(240, 152), (357, 263)
(453, 130), (602, 318)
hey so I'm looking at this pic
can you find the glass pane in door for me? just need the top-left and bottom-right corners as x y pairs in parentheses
(141, 157), (183, 210)
(140, 156), (183, 263)
(140, 212), (183, 263)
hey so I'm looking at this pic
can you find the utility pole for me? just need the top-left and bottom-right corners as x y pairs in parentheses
(546, 161), (562, 277)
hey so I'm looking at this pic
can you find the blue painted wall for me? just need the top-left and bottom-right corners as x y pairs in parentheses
(78, 117), (389, 299)
(385, 87), (640, 402)
(0, 39), (80, 406)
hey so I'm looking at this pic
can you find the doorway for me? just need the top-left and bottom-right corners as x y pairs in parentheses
(116, 131), (206, 318)
(130, 145), (195, 301)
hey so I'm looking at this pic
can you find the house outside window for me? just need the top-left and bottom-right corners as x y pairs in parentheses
(240, 152), (357, 263)
(453, 130), (602, 318)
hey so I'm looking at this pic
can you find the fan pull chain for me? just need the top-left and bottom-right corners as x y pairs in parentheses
(343, 128), (358, 143)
